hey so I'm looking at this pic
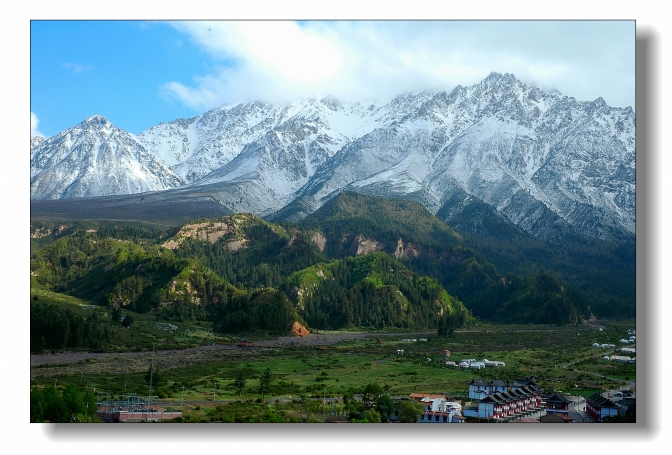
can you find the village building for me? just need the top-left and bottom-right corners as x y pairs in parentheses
(410, 393), (449, 405)
(610, 355), (633, 363)
(544, 393), (573, 415)
(96, 394), (182, 423)
(586, 393), (619, 422)
(468, 378), (489, 399)
(468, 378), (521, 399)
(418, 397), (465, 423)
(511, 378), (540, 391)
(462, 385), (542, 421)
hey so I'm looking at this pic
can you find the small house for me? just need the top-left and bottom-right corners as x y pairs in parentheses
(418, 398), (464, 423)
(586, 393), (619, 422)
(545, 393), (572, 415)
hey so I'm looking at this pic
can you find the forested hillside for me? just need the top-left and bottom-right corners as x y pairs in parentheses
(285, 253), (470, 330)
(30, 192), (633, 344)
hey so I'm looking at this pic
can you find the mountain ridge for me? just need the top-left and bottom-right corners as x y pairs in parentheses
(31, 72), (635, 245)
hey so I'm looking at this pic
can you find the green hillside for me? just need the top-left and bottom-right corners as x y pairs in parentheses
(285, 252), (471, 331)
(30, 190), (632, 340)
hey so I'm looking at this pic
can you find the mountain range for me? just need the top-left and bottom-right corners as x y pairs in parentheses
(30, 72), (635, 245)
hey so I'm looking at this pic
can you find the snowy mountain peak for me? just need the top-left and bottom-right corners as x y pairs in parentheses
(80, 114), (113, 129)
(319, 95), (343, 111)
(32, 72), (635, 243)
(31, 115), (184, 200)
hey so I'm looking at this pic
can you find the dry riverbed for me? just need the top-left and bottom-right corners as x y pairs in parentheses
(30, 331), (432, 378)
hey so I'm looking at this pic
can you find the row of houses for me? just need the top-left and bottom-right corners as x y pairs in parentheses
(604, 355), (636, 363)
(411, 375), (631, 423)
(467, 378), (538, 399)
(457, 359), (506, 370)
(462, 385), (543, 420)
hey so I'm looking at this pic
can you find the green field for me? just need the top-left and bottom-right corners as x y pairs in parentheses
(31, 318), (636, 422)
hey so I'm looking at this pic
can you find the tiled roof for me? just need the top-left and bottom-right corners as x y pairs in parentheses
(546, 393), (572, 404)
(586, 393), (618, 409)
(410, 393), (448, 400)
(480, 387), (539, 405)
(513, 378), (539, 387)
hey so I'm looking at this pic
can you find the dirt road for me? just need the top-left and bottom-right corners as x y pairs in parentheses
(30, 330), (433, 377)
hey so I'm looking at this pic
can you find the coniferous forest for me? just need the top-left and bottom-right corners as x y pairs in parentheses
(30, 192), (635, 347)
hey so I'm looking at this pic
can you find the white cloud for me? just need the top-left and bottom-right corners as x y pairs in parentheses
(31, 112), (44, 138)
(162, 21), (635, 111)
(62, 62), (93, 73)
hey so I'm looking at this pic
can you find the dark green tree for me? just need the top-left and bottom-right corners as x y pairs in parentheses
(376, 393), (395, 422)
(362, 382), (384, 405)
(233, 370), (246, 396)
(399, 399), (423, 423)
(342, 390), (364, 421)
(121, 314), (134, 328)
(62, 383), (86, 419)
(603, 404), (636, 422)
(111, 306), (122, 323)
(30, 384), (100, 423)
(259, 367), (272, 398)
(362, 408), (382, 423)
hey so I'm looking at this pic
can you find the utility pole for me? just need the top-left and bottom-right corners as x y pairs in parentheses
(148, 345), (154, 417)
(182, 385), (185, 407)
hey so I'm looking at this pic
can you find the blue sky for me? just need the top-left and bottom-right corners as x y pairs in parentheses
(31, 20), (635, 138)
(31, 21), (212, 137)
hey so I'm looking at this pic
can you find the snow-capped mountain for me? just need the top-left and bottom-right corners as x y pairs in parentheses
(30, 115), (184, 200)
(31, 135), (46, 150)
(136, 97), (380, 184)
(282, 73), (635, 242)
(171, 97), (389, 215)
(31, 73), (635, 243)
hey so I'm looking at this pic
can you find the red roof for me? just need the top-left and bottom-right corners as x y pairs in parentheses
(410, 393), (449, 401)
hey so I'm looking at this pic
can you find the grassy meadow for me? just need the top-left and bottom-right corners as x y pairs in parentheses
(31, 316), (636, 421)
